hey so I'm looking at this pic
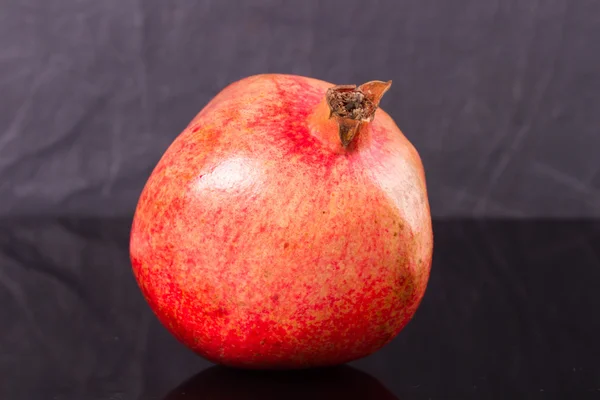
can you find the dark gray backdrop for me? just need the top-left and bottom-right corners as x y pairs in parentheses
(2, 0), (599, 217)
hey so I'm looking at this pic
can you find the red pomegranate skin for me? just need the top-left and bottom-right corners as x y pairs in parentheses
(130, 74), (433, 369)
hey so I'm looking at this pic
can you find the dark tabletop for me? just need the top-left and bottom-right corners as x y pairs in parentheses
(1, 218), (599, 399)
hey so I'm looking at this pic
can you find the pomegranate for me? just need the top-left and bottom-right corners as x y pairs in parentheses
(130, 74), (433, 369)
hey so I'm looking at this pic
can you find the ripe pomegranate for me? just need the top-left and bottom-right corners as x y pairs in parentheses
(130, 74), (433, 369)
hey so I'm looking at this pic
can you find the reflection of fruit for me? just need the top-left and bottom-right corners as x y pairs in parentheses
(130, 74), (433, 369)
(163, 365), (399, 400)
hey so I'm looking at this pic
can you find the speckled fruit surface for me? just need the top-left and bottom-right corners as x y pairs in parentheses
(130, 74), (433, 369)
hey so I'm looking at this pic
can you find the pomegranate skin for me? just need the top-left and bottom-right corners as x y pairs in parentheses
(130, 74), (433, 369)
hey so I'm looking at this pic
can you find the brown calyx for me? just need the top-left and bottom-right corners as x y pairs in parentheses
(326, 80), (392, 147)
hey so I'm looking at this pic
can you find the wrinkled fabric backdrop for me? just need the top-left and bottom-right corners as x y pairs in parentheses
(1, 0), (598, 217)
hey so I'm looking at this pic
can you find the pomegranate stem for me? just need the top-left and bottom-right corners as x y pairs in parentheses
(325, 80), (392, 147)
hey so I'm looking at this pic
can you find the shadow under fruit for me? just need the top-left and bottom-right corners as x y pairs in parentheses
(163, 365), (399, 400)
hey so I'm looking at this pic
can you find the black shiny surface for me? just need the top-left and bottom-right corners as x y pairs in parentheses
(1, 219), (599, 398)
